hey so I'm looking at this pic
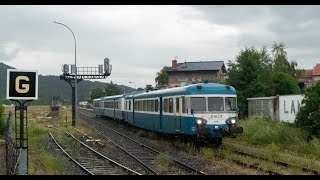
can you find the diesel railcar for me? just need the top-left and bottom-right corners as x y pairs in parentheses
(93, 83), (243, 146)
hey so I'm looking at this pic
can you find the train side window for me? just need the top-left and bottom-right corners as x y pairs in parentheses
(147, 100), (151, 112)
(182, 97), (185, 113)
(137, 101), (139, 111)
(142, 100), (145, 111)
(175, 98), (179, 113)
(144, 100), (147, 112)
(155, 99), (159, 112)
(137, 101), (140, 111)
(151, 100), (155, 112)
(142, 100), (144, 111)
(129, 101), (132, 111)
(169, 98), (173, 113)
(164, 99), (168, 112)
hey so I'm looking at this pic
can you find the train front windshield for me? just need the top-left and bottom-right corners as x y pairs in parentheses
(190, 96), (237, 113)
(225, 97), (237, 111)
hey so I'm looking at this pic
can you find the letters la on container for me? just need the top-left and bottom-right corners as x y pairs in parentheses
(6, 69), (38, 100)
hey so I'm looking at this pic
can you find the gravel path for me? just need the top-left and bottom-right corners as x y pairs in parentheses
(0, 142), (6, 175)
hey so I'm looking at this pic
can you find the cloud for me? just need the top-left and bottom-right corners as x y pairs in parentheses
(1, 5), (320, 88)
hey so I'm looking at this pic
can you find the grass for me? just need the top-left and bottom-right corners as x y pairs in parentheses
(237, 117), (307, 146)
(8, 105), (78, 175)
(155, 153), (174, 169)
(28, 122), (68, 175)
(235, 117), (320, 159)
(222, 117), (320, 172)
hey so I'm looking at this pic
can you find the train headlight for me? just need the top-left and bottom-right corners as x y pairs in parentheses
(196, 119), (207, 126)
(226, 118), (236, 125)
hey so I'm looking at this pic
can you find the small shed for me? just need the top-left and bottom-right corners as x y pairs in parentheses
(247, 94), (304, 123)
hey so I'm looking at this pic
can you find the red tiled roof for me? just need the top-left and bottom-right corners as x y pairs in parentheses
(313, 64), (320, 76)
(303, 69), (313, 77)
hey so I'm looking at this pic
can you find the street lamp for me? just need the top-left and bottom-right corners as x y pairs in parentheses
(129, 81), (136, 89)
(54, 21), (78, 127)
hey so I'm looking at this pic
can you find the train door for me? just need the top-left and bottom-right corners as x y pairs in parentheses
(159, 97), (163, 131)
(113, 100), (116, 119)
(127, 99), (132, 123)
(132, 99), (135, 125)
(174, 97), (181, 132)
(125, 100), (129, 122)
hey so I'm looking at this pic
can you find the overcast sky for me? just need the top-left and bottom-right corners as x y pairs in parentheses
(1, 5), (320, 88)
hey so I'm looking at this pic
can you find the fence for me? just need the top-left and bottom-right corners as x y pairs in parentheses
(5, 112), (19, 175)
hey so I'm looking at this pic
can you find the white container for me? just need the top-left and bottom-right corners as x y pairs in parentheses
(278, 95), (304, 123)
(247, 94), (304, 123)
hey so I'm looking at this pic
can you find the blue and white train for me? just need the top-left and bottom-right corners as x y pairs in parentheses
(93, 83), (243, 146)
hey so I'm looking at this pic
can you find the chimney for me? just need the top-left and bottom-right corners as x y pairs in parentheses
(172, 59), (177, 70)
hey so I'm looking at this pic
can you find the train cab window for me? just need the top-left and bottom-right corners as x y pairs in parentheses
(155, 99), (159, 112)
(225, 97), (237, 111)
(208, 97), (224, 111)
(191, 97), (206, 112)
(175, 98), (179, 113)
(169, 98), (173, 113)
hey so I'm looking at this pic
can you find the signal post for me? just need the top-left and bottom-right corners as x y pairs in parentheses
(60, 58), (112, 127)
(6, 69), (38, 175)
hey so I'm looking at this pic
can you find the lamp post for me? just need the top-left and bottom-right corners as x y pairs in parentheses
(54, 21), (78, 127)
(129, 81), (136, 89)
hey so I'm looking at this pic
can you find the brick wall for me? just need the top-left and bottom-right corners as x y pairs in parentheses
(168, 70), (224, 87)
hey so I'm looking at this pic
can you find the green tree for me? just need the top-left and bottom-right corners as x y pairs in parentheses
(296, 81), (320, 138)
(226, 43), (301, 117)
(226, 46), (273, 117)
(155, 66), (169, 86)
(271, 42), (300, 95)
(105, 81), (121, 96)
(145, 84), (154, 91)
(273, 72), (300, 95)
(90, 88), (105, 100)
(0, 99), (5, 136)
(272, 42), (299, 79)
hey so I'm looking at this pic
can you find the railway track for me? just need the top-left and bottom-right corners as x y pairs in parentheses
(225, 145), (320, 175)
(78, 109), (320, 175)
(48, 129), (141, 175)
(78, 109), (206, 175)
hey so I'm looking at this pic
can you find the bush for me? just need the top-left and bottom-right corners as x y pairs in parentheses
(238, 117), (306, 146)
(296, 81), (320, 138)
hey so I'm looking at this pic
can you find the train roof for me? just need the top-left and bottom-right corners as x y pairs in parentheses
(93, 98), (103, 102)
(126, 83), (236, 99)
(101, 94), (126, 100)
